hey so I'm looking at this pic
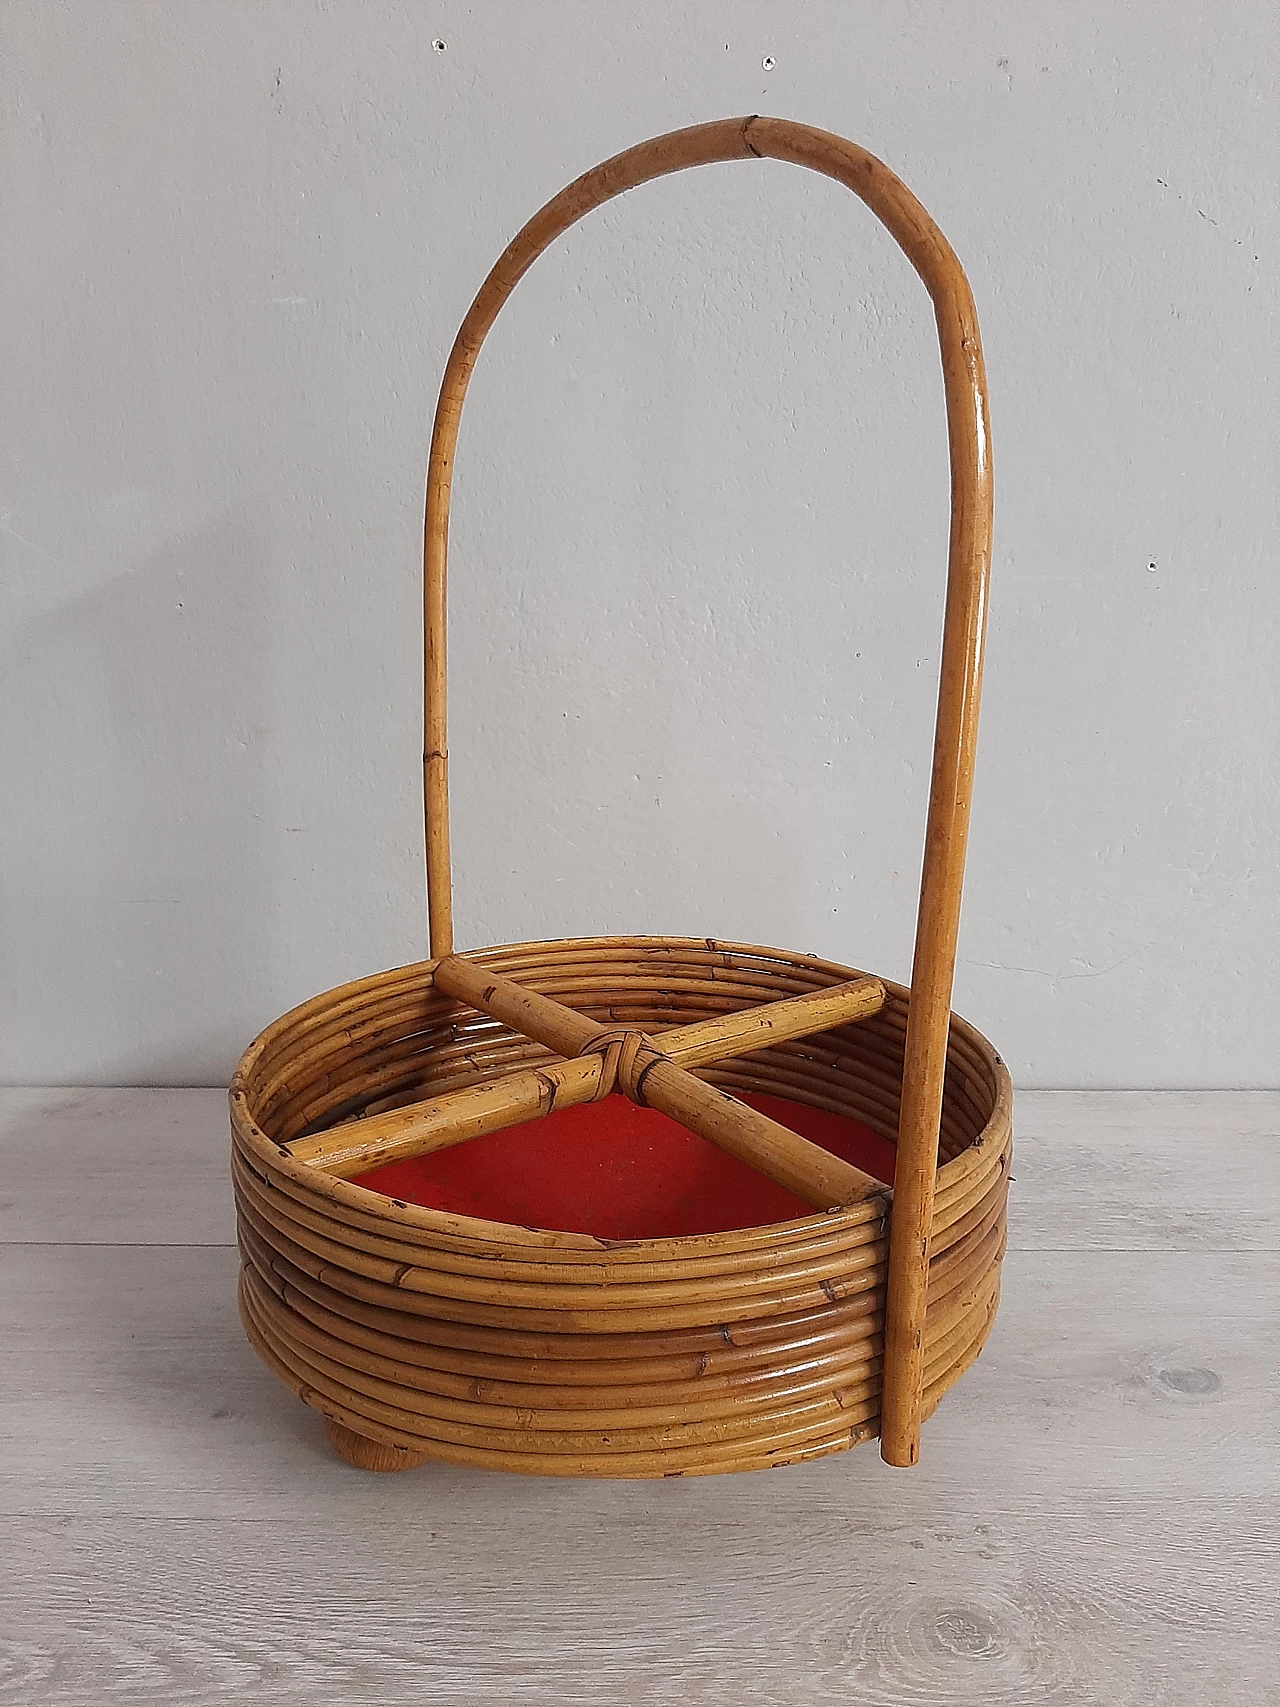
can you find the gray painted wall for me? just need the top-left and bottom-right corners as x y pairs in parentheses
(3, 3), (1276, 1087)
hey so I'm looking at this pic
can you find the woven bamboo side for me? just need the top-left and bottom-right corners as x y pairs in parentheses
(231, 937), (1010, 1478)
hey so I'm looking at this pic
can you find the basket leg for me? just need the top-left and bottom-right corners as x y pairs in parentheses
(323, 1416), (432, 1473)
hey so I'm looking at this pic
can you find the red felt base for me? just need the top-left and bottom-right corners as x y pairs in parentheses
(353, 1093), (895, 1240)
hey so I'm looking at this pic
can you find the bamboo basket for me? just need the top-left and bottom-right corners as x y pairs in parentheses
(231, 117), (1011, 1478)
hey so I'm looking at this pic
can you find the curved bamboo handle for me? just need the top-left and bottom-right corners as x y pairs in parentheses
(421, 116), (993, 1468)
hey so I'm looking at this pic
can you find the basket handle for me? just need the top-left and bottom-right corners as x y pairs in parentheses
(421, 117), (993, 1469)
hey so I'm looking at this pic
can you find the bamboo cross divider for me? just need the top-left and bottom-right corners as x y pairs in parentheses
(287, 957), (888, 1208)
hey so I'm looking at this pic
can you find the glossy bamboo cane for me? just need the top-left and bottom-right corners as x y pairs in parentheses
(420, 117), (993, 1465)
(286, 969), (886, 1179)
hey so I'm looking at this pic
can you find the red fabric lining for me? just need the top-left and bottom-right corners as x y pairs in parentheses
(353, 1093), (894, 1239)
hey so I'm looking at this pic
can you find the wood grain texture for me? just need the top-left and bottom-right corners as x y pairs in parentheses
(1006, 1090), (1280, 1252)
(0, 1086), (234, 1246)
(2, 1091), (1276, 1703)
(3, 1499), (1275, 1706)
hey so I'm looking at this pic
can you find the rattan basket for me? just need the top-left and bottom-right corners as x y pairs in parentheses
(231, 117), (1011, 1478)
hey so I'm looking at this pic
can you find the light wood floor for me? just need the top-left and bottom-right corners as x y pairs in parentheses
(2, 1088), (1276, 1704)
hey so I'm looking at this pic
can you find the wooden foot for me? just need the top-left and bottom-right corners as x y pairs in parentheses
(323, 1415), (431, 1472)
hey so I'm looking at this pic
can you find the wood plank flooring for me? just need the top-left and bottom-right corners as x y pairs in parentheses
(2, 1088), (1276, 1704)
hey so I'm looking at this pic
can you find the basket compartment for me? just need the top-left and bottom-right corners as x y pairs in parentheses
(349, 1093), (896, 1240)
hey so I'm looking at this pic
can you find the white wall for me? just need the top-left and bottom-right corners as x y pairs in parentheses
(2, 2), (1276, 1088)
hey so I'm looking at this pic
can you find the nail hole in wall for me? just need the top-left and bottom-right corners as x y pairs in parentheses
(762, 55), (776, 71)
(432, 38), (447, 53)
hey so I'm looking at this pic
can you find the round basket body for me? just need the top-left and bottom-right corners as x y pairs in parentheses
(232, 936), (1011, 1479)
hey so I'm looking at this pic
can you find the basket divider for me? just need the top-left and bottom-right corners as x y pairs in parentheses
(286, 968), (887, 1182)
(434, 956), (885, 1210)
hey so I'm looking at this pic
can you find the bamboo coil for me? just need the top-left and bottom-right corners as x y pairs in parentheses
(232, 936), (1010, 1477)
